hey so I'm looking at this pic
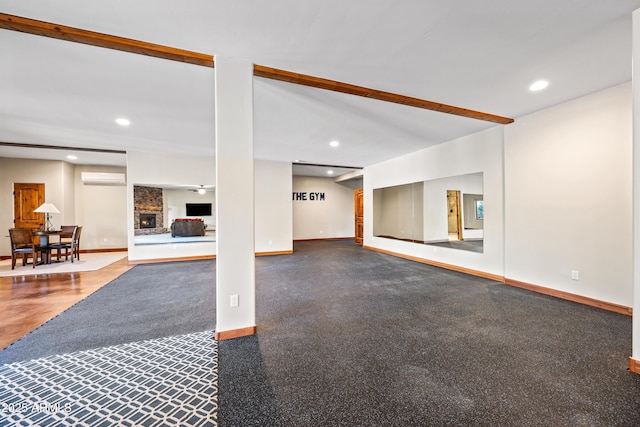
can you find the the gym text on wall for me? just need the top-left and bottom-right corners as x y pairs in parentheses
(292, 192), (325, 201)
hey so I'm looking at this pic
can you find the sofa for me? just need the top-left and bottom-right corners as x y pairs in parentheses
(171, 218), (206, 237)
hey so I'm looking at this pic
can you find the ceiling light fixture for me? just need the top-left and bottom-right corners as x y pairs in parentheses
(188, 185), (209, 195)
(66, 155), (77, 160)
(327, 170), (334, 175)
(329, 140), (340, 147)
(529, 80), (549, 92)
(115, 117), (131, 127)
(188, 185), (208, 195)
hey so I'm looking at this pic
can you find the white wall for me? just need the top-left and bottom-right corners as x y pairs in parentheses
(62, 161), (75, 226)
(632, 9), (640, 363)
(292, 176), (355, 240)
(365, 126), (505, 277)
(505, 82), (632, 306)
(164, 188), (216, 228)
(74, 165), (127, 250)
(255, 160), (293, 253)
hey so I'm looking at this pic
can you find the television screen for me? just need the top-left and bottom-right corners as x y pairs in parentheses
(186, 203), (212, 217)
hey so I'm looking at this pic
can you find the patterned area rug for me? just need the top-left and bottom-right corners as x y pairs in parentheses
(0, 331), (218, 426)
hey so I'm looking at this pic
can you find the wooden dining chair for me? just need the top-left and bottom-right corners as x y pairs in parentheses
(71, 226), (82, 261)
(9, 228), (45, 269)
(49, 225), (78, 262)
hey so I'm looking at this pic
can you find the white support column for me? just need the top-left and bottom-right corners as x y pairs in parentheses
(214, 56), (256, 340)
(632, 9), (640, 374)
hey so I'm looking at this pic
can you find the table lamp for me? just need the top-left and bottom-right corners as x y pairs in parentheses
(34, 202), (60, 231)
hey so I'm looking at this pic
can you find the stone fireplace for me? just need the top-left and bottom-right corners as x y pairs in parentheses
(139, 213), (157, 229)
(134, 185), (167, 235)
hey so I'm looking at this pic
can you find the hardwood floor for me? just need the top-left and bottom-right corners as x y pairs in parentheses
(0, 257), (133, 350)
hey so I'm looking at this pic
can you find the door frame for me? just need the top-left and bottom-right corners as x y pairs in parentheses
(446, 189), (463, 241)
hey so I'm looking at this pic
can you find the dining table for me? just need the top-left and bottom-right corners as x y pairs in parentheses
(32, 230), (60, 265)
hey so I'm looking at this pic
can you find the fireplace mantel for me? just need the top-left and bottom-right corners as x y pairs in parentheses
(136, 205), (162, 211)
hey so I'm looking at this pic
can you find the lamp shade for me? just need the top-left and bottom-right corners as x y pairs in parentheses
(34, 203), (60, 213)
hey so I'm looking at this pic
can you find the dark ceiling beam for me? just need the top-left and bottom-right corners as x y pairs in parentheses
(0, 13), (214, 67)
(254, 65), (514, 125)
(0, 141), (125, 154)
(0, 13), (514, 125)
(293, 162), (363, 169)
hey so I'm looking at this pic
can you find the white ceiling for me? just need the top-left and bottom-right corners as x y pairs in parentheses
(1, 1), (639, 177)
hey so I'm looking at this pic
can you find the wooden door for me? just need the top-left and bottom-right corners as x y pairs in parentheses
(14, 183), (44, 230)
(446, 190), (462, 241)
(354, 189), (364, 245)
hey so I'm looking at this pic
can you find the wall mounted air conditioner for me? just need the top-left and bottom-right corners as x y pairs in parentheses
(81, 172), (126, 186)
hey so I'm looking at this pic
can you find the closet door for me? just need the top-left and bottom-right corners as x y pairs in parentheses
(354, 189), (364, 245)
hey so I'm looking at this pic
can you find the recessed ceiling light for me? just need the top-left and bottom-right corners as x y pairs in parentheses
(115, 117), (131, 127)
(327, 170), (334, 175)
(66, 155), (77, 160)
(529, 80), (549, 92)
(329, 140), (340, 148)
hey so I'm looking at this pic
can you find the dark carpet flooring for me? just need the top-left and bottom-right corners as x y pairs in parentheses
(219, 240), (640, 426)
(0, 259), (217, 365)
